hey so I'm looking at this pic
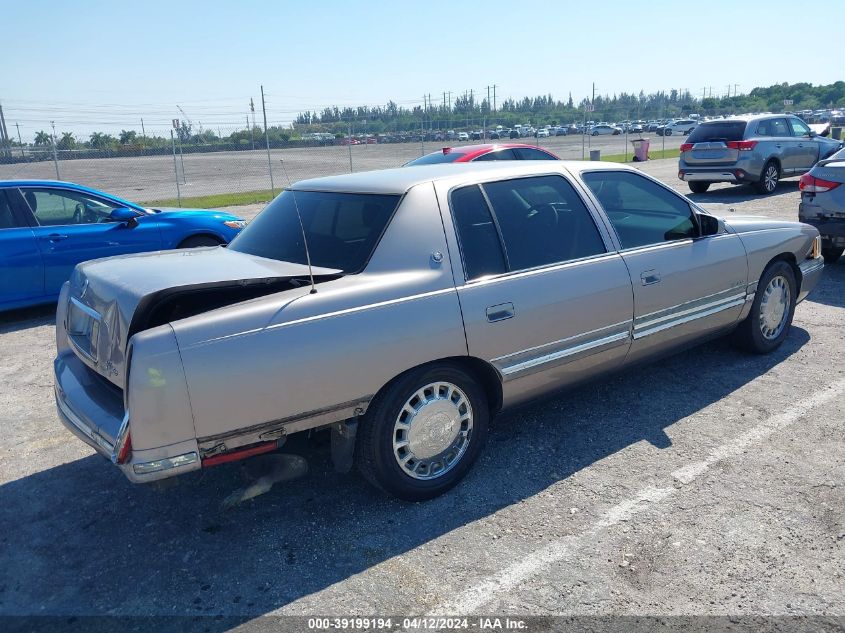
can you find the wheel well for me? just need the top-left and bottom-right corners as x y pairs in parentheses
(764, 252), (801, 289)
(764, 156), (782, 175)
(178, 233), (223, 247)
(372, 356), (504, 418)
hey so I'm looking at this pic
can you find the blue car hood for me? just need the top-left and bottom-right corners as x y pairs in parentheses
(151, 207), (242, 221)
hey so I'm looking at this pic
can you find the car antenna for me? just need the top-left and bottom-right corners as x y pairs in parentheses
(280, 158), (317, 294)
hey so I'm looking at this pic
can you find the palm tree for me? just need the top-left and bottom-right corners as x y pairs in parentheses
(57, 132), (76, 151)
(88, 132), (116, 150)
(34, 131), (51, 146)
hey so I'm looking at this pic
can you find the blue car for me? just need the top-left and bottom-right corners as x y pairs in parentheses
(0, 180), (246, 311)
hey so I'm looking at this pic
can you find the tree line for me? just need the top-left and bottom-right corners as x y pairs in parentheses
(14, 81), (845, 151)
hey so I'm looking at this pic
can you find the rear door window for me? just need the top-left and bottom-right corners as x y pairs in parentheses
(770, 118), (791, 136)
(449, 185), (507, 280)
(481, 175), (606, 271)
(0, 190), (23, 229)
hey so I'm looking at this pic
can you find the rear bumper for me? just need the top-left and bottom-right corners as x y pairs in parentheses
(797, 256), (824, 303)
(799, 209), (845, 244)
(682, 171), (742, 183)
(54, 350), (200, 483)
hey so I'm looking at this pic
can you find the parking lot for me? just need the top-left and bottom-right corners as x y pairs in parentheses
(0, 158), (843, 629)
(0, 134), (685, 203)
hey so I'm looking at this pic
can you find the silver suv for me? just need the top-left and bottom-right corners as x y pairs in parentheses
(678, 114), (842, 194)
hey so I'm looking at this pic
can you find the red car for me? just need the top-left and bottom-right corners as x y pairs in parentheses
(404, 143), (559, 166)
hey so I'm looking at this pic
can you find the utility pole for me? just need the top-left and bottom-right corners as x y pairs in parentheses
(260, 85), (274, 195)
(50, 120), (60, 179)
(250, 97), (257, 150)
(0, 103), (9, 158)
(15, 122), (23, 156)
(140, 118), (146, 149)
(493, 84), (497, 114)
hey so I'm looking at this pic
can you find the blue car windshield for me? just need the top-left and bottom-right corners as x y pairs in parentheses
(228, 190), (401, 273)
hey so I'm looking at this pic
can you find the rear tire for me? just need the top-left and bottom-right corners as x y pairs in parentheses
(178, 235), (221, 248)
(753, 160), (779, 194)
(664, 129), (672, 136)
(822, 246), (843, 264)
(355, 363), (489, 501)
(732, 261), (796, 354)
(688, 181), (711, 194)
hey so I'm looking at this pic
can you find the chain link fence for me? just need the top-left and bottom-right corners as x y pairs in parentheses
(0, 116), (690, 209)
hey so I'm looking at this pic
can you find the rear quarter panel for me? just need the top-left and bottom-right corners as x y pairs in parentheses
(171, 183), (468, 442)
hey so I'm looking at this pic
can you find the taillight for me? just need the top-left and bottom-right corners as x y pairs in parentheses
(116, 433), (132, 464)
(799, 173), (841, 193)
(726, 140), (757, 151)
(679, 143), (693, 152)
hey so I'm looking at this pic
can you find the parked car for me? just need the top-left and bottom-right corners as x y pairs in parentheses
(798, 145), (845, 263)
(678, 114), (842, 194)
(470, 130), (483, 140)
(509, 129), (521, 139)
(403, 143), (559, 165)
(54, 162), (823, 500)
(536, 128), (550, 138)
(555, 126), (569, 136)
(0, 180), (245, 312)
(657, 119), (698, 136)
(590, 124), (621, 136)
(457, 132), (470, 141)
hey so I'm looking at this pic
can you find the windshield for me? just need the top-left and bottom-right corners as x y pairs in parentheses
(228, 190), (401, 273)
(405, 152), (465, 165)
(686, 121), (747, 143)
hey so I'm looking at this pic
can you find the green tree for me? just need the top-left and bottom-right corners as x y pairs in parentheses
(119, 130), (137, 145)
(89, 132), (116, 149)
(34, 130), (51, 146)
(56, 132), (76, 150)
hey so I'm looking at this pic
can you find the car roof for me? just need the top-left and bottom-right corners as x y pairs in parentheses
(291, 161), (633, 195)
(0, 179), (144, 210)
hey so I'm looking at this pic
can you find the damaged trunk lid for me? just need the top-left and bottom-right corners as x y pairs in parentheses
(67, 247), (340, 387)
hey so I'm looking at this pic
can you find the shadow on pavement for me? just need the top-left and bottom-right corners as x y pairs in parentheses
(0, 327), (811, 627)
(687, 179), (799, 205)
(0, 303), (57, 334)
(805, 262), (845, 309)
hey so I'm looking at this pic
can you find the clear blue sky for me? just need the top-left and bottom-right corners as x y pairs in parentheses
(1, 0), (839, 139)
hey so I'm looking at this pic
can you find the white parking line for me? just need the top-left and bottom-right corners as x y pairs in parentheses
(431, 379), (845, 615)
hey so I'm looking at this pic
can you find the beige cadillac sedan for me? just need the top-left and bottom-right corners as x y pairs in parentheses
(54, 162), (824, 500)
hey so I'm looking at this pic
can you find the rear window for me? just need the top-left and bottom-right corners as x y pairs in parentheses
(686, 121), (747, 143)
(405, 151), (465, 165)
(228, 190), (400, 273)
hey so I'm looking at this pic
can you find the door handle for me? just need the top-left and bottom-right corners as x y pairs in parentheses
(640, 270), (661, 285)
(47, 233), (68, 242)
(486, 302), (514, 322)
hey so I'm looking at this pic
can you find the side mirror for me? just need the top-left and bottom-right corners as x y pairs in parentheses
(698, 213), (720, 237)
(110, 207), (138, 227)
(808, 131), (817, 138)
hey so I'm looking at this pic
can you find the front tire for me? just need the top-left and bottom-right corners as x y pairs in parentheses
(356, 363), (489, 501)
(753, 160), (779, 194)
(733, 261), (796, 354)
(664, 129), (672, 136)
(688, 181), (711, 194)
(822, 246), (843, 265)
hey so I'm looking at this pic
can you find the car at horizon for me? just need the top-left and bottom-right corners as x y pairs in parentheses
(457, 132), (470, 141)
(799, 145), (845, 263)
(403, 143), (560, 165)
(0, 180), (245, 312)
(53, 162), (823, 500)
(590, 124), (621, 136)
(678, 114), (842, 194)
(657, 119), (698, 136)
(536, 128), (550, 138)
